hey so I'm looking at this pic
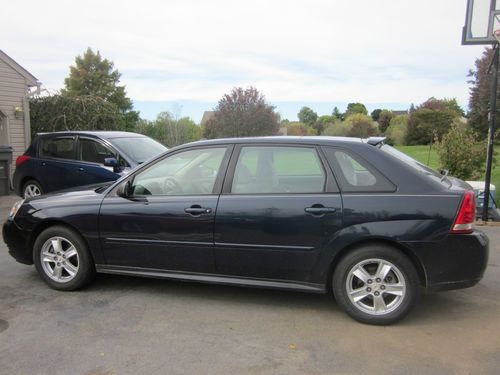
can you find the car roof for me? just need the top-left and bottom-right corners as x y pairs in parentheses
(35, 131), (147, 139)
(177, 136), (368, 148)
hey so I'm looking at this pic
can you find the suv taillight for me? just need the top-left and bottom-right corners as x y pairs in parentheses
(450, 190), (476, 234)
(15, 155), (30, 167)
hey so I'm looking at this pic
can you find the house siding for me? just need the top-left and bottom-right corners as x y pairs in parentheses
(0, 57), (29, 178)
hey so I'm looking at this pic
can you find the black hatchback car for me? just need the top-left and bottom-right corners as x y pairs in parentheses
(13, 131), (167, 198)
(3, 136), (489, 325)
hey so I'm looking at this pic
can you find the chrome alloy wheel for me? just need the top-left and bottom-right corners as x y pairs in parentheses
(346, 258), (406, 315)
(24, 184), (41, 198)
(40, 236), (79, 283)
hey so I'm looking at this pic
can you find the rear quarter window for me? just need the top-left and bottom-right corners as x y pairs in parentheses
(39, 137), (76, 160)
(323, 147), (396, 193)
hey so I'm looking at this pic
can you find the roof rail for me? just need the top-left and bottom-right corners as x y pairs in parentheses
(366, 137), (387, 146)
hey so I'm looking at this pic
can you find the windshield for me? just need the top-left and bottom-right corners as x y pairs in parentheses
(110, 137), (167, 164)
(380, 144), (451, 187)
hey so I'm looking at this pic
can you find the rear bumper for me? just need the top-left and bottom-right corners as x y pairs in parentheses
(2, 219), (32, 264)
(406, 230), (489, 291)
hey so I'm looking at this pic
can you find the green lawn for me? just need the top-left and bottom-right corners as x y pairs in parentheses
(395, 145), (500, 190)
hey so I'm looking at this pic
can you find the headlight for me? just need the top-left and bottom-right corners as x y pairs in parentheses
(9, 199), (24, 219)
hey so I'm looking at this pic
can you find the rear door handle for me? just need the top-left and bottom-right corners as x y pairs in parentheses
(304, 206), (337, 215)
(78, 167), (85, 172)
(185, 206), (212, 215)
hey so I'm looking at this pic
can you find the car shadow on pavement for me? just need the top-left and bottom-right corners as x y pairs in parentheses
(76, 272), (478, 326)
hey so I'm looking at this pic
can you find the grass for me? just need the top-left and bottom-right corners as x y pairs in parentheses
(395, 145), (500, 190)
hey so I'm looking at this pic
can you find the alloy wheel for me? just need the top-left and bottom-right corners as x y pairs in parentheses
(40, 236), (80, 283)
(345, 258), (406, 315)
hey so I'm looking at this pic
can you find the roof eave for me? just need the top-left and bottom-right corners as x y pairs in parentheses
(0, 50), (39, 86)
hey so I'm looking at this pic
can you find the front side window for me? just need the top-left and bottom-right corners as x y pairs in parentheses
(131, 147), (227, 196)
(79, 138), (116, 164)
(231, 146), (326, 194)
(40, 137), (75, 160)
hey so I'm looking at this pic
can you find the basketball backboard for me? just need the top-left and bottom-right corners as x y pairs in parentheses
(462, 0), (500, 44)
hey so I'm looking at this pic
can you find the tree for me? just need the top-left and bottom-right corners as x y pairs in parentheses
(136, 112), (201, 147)
(406, 98), (462, 145)
(298, 106), (323, 134)
(30, 94), (128, 137)
(203, 87), (279, 138)
(371, 109), (382, 121)
(332, 106), (343, 120)
(435, 121), (487, 180)
(345, 113), (377, 138)
(298, 106), (318, 126)
(468, 47), (500, 138)
(345, 102), (368, 117)
(378, 110), (394, 133)
(61, 47), (138, 130)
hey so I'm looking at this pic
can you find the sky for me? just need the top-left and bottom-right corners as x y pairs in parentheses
(0, 0), (489, 122)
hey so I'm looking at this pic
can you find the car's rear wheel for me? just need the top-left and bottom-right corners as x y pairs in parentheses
(333, 244), (419, 325)
(23, 180), (43, 198)
(33, 226), (95, 291)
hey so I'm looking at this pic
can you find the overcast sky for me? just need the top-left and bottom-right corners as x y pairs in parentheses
(0, 0), (488, 122)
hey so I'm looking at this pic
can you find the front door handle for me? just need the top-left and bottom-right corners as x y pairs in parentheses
(78, 167), (85, 172)
(184, 206), (212, 215)
(304, 206), (337, 215)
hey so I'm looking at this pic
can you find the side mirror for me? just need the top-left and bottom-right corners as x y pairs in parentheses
(116, 180), (132, 197)
(104, 157), (118, 167)
(104, 157), (123, 173)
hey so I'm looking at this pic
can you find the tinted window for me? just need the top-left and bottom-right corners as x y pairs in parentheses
(380, 144), (451, 187)
(324, 147), (395, 192)
(79, 139), (116, 164)
(132, 147), (226, 196)
(232, 146), (325, 194)
(40, 137), (75, 160)
(110, 137), (167, 164)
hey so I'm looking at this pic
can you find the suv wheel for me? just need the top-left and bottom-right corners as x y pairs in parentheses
(33, 226), (96, 291)
(23, 180), (43, 198)
(333, 244), (419, 325)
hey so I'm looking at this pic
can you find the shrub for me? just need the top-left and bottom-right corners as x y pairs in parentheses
(284, 122), (316, 136)
(324, 120), (352, 136)
(384, 115), (408, 145)
(345, 114), (378, 138)
(435, 121), (487, 180)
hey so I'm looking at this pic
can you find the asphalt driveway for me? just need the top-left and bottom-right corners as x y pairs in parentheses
(0, 195), (499, 375)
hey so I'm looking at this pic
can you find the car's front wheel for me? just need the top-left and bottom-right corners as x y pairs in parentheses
(333, 244), (419, 325)
(33, 226), (96, 290)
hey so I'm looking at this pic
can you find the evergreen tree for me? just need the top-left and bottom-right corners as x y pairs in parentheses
(61, 47), (138, 130)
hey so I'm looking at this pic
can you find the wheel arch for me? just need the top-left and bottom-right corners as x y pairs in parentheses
(20, 177), (41, 194)
(28, 220), (95, 264)
(326, 238), (428, 292)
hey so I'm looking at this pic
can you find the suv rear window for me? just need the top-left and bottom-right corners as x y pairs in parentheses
(39, 137), (75, 160)
(379, 144), (451, 187)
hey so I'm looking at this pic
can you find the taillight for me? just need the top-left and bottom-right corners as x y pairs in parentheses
(450, 190), (476, 234)
(15, 155), (30, 167)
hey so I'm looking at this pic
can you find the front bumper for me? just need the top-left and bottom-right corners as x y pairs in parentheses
(3, 219), (32, 265)
(406, 230), (489, 291)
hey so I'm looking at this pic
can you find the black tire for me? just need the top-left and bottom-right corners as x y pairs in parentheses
(332, 244), (420, 325)
(22, 179), (43, 198)
(33, 225), (96, 291)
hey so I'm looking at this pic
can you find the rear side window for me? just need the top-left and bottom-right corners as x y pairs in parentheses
(323, 147), (395, 192)
(39, 137), (75, 160)
(232, 146), (326, 194)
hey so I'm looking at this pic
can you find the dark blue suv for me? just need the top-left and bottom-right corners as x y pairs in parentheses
(13, 131), (167, 198)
